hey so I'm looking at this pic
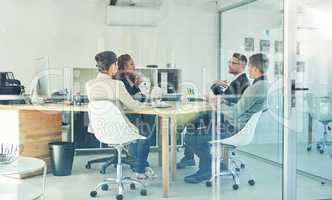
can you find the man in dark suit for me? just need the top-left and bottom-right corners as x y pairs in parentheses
(210, 53), (250, 104)
(177, 53), (250, 169)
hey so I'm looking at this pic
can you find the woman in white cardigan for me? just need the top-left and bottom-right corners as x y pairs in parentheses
(86, 51), (155, 179)
(86, 51), (143, 110)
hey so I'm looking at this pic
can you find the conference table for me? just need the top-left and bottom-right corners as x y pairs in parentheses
(0, 101), (213, 198)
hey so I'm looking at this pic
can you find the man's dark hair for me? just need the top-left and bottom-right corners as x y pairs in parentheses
(249, 53), (269, 73)
(233, 53), (247, 66)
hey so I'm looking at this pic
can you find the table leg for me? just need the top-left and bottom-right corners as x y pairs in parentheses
(156, 116), (162, 167)
(223, 146), (229, 170)
(160, 116), (169, 198)
(70, 110), (74, 143)
(308, 113), (313, 148)
(42, 161), (47, 198)
(171, 115), (177, 181)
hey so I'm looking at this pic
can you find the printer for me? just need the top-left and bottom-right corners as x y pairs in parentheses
(0, 72), (26, 104)
(0, 72), (25, 95)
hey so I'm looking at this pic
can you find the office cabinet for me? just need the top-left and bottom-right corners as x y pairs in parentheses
(136, 68), (182, 94)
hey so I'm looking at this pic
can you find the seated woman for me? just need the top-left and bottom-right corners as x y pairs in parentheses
(116, 54), (156, 179)
(86, 51), (154, 179)
(184, 53), (269, 184)
(116, 54), (145, 101)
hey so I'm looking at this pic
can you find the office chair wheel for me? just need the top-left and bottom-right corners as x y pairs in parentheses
(206, 181), (212, 187)
(240, 163), (245, 169)
(232, 184), (239, 190)
(116, 194), (123, 200)
(85, 164), (91, 169)
(235, 167), (240, 172)
(140, 189), (147, 196)
(248, 179), (255, 186)
(130, 183), (136, 190)
(317, 144), (322, 150)
(101, 184), (109, 191)
(100, 169), (106, 174)
(232, 152), (236, 156)
(320, 149), (325, 154)
(90, 191), (97, 198)
(306, 146), (312, 152)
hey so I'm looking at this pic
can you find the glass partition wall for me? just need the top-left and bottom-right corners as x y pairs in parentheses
(218, 0), (284, 199)
(220, 1), (332, 199)
(220, 0), (284, 167)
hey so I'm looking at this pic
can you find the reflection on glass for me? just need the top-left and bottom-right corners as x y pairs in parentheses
(221, 0), (284, 165)
(219, 0), (283, 199)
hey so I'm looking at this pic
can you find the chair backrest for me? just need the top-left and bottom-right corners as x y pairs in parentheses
(306, 93), (319, 118)
(306, 93), (332, 122)
(221, 111), (263, 146)
(88, 101), (142, 145)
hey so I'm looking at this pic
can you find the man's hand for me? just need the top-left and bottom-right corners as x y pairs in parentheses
(206, 95), (217, 105)
(213, 80), (229, 87)
(130, 72), (143, 86)
(206, 95), (224, 106)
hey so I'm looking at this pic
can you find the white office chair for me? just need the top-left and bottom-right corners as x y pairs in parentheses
(88, 101), (147, 200)
(207, 111), (263, 190)
(306, 93), (332, 154)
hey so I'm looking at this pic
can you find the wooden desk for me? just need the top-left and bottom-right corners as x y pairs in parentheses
(0, 105), (62, 178)
(127, 103), (212, 197)
(0, 102), (212, 197)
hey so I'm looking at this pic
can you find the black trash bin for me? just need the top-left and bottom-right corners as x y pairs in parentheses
(48, 142), (75, 176)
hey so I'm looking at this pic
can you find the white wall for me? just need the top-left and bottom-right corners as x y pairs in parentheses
(0, 0), (219, 94)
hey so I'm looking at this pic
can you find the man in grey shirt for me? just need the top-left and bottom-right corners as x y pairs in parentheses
(177, 53), (250, 169)
(184, 53), (269, 184)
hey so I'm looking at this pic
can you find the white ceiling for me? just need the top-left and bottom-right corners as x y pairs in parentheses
(218, 0), (282, 13)
(115, 0), (217, 7)
(114, 0), (220, 11)
(115, 0), (163, 7)
(300, 0), (332, 13)
(114, 0), (332, 13)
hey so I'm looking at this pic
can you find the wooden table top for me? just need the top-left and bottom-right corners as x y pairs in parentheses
(0, 102), (213, 117)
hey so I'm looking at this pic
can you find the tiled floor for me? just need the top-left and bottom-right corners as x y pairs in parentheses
(240, 143), (332, 180)
(2, 151), (332, 200)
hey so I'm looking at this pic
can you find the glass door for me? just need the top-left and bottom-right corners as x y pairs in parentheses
(221, 0), (284, 164)
(285, 0), (332, 199)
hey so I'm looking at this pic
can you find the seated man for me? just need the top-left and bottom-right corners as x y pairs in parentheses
(184, 53), (269, 184)
(177, 53), (250, 169)
(210, 53), (250, 104)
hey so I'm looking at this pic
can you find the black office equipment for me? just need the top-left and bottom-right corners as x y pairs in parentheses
(0, 72), (25, 95)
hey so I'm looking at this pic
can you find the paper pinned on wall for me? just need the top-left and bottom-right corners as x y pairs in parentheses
(260, 40), (270, 53)
(244, 37), (255, 52)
